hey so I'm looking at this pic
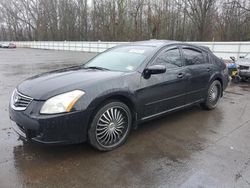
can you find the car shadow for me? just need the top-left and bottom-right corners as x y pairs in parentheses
(11, 104), (224, 187)
(12, 104), (222, 160)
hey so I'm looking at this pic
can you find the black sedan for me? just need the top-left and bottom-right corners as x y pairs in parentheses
(9, 40), (229, 151)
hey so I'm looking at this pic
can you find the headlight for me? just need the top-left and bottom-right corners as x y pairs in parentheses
(40, 90), (85, 114)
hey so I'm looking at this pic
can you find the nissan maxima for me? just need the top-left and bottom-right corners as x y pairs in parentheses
(9, 40), (229, 151)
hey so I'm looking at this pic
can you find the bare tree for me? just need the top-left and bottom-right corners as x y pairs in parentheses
(0, 0), (249, 41)
(182, 0), (217, 40)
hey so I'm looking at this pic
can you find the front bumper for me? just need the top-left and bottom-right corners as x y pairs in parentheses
(9, 102), (92, 145)
(239, 70), (250, 78)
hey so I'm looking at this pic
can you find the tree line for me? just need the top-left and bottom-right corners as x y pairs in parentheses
(0, 0), (249, 41)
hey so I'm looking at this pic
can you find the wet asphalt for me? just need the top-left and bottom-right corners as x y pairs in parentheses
(0, 48), (250, 188)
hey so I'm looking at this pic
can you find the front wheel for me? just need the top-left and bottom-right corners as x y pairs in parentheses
(88, 101), (132, 151)
(201, 80), (222, 110)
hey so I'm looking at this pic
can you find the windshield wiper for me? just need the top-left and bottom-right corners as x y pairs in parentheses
(84, 66), (110, 71)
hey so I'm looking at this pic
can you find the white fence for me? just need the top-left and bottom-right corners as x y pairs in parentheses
(6, 41), (250, 59)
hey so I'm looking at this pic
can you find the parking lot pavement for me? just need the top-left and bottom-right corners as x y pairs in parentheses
(0, 48), (250, 188)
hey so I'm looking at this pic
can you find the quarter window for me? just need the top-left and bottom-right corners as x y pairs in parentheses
(182, 48), (204, 65)
(155, 48), (182, 68)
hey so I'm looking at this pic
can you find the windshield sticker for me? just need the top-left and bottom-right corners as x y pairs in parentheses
(126, 65), (134, 71)
(128, 49), (145, 54)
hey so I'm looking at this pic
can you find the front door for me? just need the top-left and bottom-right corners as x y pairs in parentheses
(138, 47), (188, 120)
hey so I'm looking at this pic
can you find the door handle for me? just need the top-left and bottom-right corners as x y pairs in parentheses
(207, 67), (212, 72)
(177, 73), (184, 78)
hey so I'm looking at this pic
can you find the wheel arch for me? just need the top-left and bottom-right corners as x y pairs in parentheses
(208, 73), (224, 96)
(87, 92), (138, 130)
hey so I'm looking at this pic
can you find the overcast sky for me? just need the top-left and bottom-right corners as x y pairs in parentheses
(87, 0), (92, 6)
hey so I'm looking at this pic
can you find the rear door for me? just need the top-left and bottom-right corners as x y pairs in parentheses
(181, 46), (212, 104)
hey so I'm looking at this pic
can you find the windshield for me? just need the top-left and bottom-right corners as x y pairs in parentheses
(84, 46), (155, 72)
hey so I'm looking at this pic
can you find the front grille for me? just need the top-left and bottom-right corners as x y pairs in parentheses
(238, 65), (249, 70)
(11, 89), (33, 111)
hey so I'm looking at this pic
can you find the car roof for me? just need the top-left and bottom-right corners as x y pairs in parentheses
(127, 40), (179, 47)
(118, 40), (212, 54)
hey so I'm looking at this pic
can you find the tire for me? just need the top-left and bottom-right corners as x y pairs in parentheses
(241, 77), (248, 82)
(201, 80), (222, 110)
(88, 101), (132, 151)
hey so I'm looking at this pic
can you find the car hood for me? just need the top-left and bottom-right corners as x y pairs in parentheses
(17, 66), (125, 100)
(236, 58), (250, 66)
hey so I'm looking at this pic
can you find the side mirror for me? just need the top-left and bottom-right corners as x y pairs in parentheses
(143, 65), (166, 79)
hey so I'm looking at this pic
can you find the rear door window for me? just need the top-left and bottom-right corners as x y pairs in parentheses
(182, 48), (205, 66)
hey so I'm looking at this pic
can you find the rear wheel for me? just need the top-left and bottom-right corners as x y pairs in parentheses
(201, 80), (222, 110)
(88, 101), (132, 151)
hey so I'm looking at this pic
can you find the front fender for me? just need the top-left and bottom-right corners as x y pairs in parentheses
(86, 88), (138, 112)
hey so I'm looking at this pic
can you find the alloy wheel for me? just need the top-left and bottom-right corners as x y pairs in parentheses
(208, 83), (220, 105)
(95, 106), (129, 148)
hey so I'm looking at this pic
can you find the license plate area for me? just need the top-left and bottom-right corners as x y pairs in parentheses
(232, 70), (238, 76)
